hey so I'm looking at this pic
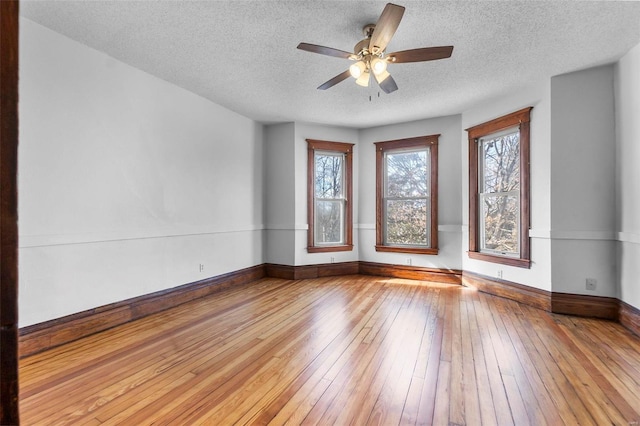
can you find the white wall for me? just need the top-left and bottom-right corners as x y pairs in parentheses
(461, 81), (553, 291)
(550, 66), (617, 297)
(19, 19), (265, 326)
(264, 123), (296, 265)
(358, 115), (463, 270)
(615, 42), (640, 309)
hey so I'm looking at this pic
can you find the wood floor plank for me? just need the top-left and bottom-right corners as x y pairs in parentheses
(536, 313), (632, 425)
(474, 292), (514, 425)
(493, 298), (562, 425)
(366, 285), (430, 425)
(466, 292), (498, 426)
(19, 275), (640, 425)
(458, 293), (482, 426)
(509, 302), (582, 425)
(310, 282), (416, 425)
(489, 298), (535, 426)
(258, 282), (392, 424)
(400, 287), (437, 425)
(553, 315), (640, 422)
(205, 281), (384, 425)
(518, 304), (598, 425)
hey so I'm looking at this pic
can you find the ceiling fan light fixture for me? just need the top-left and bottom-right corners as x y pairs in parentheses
(356, 71), (371, 87)
(371, 57), (387, 75)
(297, 3), (454, 93)
(349, 61), (366, 78)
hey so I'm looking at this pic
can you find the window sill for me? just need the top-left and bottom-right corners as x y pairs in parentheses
(307, 245), (353, 253)
(375, 245), (439, 255)
(467, 251), (531, 268)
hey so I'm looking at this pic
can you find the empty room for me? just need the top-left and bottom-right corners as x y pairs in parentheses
(2, 0), (640, 424)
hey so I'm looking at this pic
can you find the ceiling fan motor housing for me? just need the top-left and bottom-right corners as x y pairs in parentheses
(354, 38), (371, 57)
(363, 24), (376, 38)
(354, 24), (377, 57)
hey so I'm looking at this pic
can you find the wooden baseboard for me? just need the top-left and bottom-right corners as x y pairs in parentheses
(19, 264), (266, 357)
(619, 301), (640, 337)
(551, 292), (618, 320)
(359, 262), (462, 284)
(266, 262), (360, 280)
(267, 261), (461, 283)
(462, 272), (551, 311)
(19, 260), (640, 357)
(462, 272), (640, 334)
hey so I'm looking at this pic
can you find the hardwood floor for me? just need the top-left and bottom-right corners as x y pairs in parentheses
(19, 275), (640, 425)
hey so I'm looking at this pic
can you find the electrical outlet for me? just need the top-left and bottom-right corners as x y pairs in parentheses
(330, 257), (335, 263)
(199, 263), (204, 272)
(586, 278), (597, 290)
(497, 270), (503, 279)
(406, 258), (412, 266)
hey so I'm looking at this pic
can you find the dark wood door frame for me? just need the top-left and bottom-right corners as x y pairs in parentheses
(1, 0), (20, 423)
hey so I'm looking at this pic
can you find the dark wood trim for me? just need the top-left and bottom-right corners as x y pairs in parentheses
(519, 119), (531, 262)
(359, 261), (461, 284)
(375, 245), (438, 255)
(466, 107), (533, 138)
(467, 251), (531, 268)
(307, 244), (353, 254)
(0, 1), (20, 423)
(307, 141), (314, 250)
(619, 300), (640, 337)
(267, 261), (460, 282)
(265, 263), (298, 280)
(19, 265), (266, 357)
(430, 138), (439, 250)
(462, 271), (551, 311)
(375, 139), (384, 247)
(467, 107), (533, 268)
(468, 129), (479, 256)
(306, 139), (354, 252)
(551, 292), (618, 320)
(375, 135), (439, 252)
(266, 262), (360, 280)
(373, 135), (440, 151)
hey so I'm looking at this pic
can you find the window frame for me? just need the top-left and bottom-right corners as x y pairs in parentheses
(375, 135), (439, 255)
(466, 107), (532, 268)
(307, 139), (354, 253)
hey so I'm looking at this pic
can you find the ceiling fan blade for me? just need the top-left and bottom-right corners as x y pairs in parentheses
(369, 3), (405, 54)
(318, 70), (352, 90)
(297, 43), (354, 59)
(387, 46), (454, 63)
(374, 72), (398, 94)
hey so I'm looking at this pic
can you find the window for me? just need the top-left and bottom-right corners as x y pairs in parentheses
(307, 139), (354, 253)
(375, 135), (439, 254)
(467, 107), (532, 268)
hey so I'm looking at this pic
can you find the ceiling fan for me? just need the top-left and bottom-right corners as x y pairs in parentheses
(297, 3), (453, 94)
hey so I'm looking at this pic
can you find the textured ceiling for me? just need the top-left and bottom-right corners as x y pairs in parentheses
(20, 1), (640, 128)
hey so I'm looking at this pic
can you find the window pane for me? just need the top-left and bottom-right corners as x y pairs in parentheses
(481, 193), (519, 254)
(385, 199), (429, 246)
(482, 132), (520, 193)
(315, 153), (343, 198)
(315, 200), (343, 244)
(386, 150), (428, 197)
